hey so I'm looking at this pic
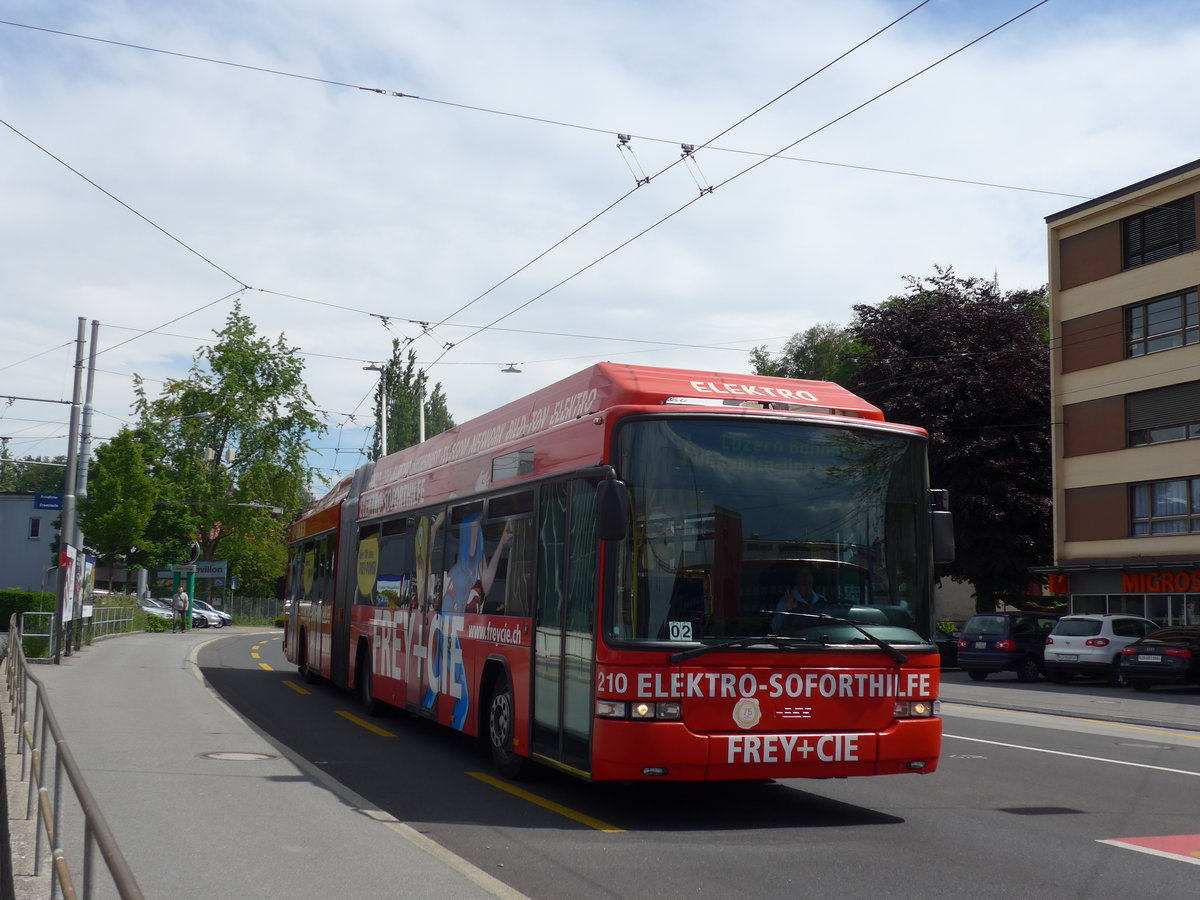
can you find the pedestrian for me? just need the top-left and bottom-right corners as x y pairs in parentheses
(172, 587), (189, 632)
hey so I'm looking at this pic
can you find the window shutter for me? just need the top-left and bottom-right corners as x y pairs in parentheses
(1127, 380), (1200, 431)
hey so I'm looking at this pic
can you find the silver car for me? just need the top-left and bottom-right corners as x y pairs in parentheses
(192, 598), (231, 627)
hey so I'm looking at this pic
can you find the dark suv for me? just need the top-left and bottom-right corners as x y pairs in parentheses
(956, 612), (1061, 682)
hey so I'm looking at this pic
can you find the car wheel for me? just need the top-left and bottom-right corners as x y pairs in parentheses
(1107, 666), (1128, 687)
(967, 670), (988, 682)
(487, 671), (530, 780)
(1047, 669), (1072, 684)
(1131, 679), (1153, 692)
(1016, 657), (1041, 683)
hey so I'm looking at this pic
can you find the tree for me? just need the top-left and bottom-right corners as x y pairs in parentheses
(130, 303), (327, 596)
(750, 322), (861, 384)
(848, 267), (1051, 613)
(77, 429), (157, 589)
(368, 343), (455, 459)
(0, 450), (69, 493)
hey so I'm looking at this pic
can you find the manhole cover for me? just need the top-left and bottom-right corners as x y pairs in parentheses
(201, 751), (277, 761)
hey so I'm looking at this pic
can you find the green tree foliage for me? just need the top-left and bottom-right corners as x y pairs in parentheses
(750, 322), (862, 384)
(78, 430), (157, 589)
(129, 303), (326, 596)
(368, 343), (455, 459)
(848, 268), (1051, 612)
(0, 450), (69, 493)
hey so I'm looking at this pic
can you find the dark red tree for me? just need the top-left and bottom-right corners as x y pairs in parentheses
(849, 268), (1051, 613)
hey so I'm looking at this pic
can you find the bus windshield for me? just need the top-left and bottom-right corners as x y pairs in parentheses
(607, 416), (933, 647)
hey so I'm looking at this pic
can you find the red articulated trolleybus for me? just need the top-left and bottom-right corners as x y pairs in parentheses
(284, 363), (955, 782)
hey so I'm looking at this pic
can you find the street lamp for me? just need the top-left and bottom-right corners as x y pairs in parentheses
(363, 364), (388, 456)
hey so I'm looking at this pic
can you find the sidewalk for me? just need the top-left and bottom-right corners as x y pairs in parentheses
(940, 673), (1200, 733)
(2, 629), (526, 900)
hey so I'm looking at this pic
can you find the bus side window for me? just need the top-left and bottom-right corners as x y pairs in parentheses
(486, 493), (535, 617)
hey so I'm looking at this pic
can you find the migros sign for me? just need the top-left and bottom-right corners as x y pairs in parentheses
(1122, 571), (1200, 593)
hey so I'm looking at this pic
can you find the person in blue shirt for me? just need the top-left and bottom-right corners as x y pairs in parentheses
(772, 565), (825, 632)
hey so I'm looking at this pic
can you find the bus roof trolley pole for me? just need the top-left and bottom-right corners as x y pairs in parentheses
(597, 468), (629, 542)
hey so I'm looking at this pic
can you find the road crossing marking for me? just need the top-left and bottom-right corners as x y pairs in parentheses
(1099, 835), (1200, 866)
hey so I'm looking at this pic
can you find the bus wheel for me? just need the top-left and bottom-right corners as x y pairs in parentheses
(298, 636), (317, 684)
(357, 649), (383, 717)
(487, 671), (530, 780)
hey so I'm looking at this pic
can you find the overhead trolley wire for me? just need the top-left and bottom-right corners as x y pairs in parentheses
(0, 11), (1084, 202)
(0, 117), (248, 288)
(421, 0), (933, 342)
(426, 0), (1053, 367)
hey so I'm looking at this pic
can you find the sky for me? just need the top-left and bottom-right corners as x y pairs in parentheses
(3, 0), (1200, 488)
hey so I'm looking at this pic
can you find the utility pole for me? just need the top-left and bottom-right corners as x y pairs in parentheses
(54, 317), (87, 664)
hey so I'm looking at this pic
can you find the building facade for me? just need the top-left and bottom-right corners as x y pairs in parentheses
(1046, 159), (1200, 624)
(0, 492), (61, 592)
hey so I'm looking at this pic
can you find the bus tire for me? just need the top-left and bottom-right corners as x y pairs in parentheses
(357, 645), (384, 717)
(487, 670), (530, 780)
(298, 633), (317, 684)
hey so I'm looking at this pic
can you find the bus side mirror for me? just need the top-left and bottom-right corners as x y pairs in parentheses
(596, 475), (629, 542)
(930, 489), (955, 564)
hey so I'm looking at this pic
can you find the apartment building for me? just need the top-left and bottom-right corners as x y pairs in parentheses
(1046, 159), (1200, 624)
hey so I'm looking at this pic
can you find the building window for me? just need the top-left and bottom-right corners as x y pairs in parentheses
(1121, 195), (1196, 269)
(1127, 380), (1200, 446)
(28, 518), (41, 539)
(1131, 478), (1200, 535)
(1125, 288), (1199, 358)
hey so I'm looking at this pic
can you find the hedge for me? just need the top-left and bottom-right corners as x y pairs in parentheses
(0, 588), (56, 630)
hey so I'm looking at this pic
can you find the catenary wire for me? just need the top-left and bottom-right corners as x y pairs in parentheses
(426, 1), (1053, 368)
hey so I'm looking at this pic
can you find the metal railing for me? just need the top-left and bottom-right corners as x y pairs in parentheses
(17, 609), (139, 662)
(3, 618), (144, 899)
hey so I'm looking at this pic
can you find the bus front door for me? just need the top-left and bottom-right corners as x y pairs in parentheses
(531, 480), (597, 773)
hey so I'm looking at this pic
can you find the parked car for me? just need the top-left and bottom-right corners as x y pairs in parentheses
(956, 611), (1061, 682)
(139, 597), (173, 623)
(192, 598), (231, 627)
(1119, 626), (1200, 691)
(935, 629), (960, 668)
(189, 605), (222, 628)
(1043, 614), (1158, 684)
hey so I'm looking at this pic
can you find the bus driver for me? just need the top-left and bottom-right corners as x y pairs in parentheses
(772, 564), (825, 632)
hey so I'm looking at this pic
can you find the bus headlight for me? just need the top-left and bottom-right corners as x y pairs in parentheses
(596, 700), (682, 720)
(596, 699), (627, 718)
(893, 700), (936, 718)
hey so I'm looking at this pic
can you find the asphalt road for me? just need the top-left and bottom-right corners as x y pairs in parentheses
(199, 635), (1200, 900)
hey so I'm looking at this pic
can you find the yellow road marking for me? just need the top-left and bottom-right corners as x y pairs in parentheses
(283, 681), (310, 695)
(251, 652), (261, 659)
(336, 710), (396, 737)
(467, 771), (624, 833)
(258, 662), (273, 671)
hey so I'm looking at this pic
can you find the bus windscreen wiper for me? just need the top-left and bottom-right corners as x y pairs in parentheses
(769, 610), (909, 665)
(668, 636), (812, 664)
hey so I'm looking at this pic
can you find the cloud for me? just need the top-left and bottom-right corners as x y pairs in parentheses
(2, 0), (1200, 481)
